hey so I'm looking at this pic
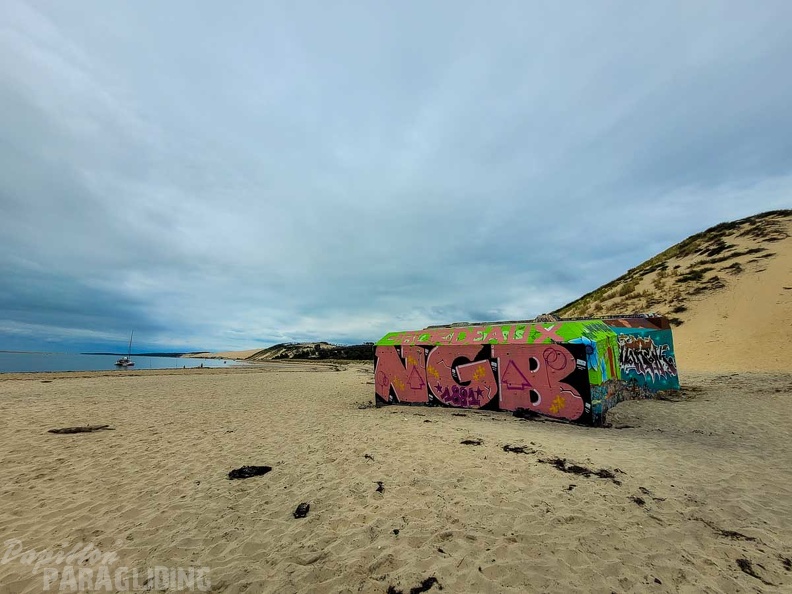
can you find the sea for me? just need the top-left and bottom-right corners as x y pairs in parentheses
(0, 351), (247, 374)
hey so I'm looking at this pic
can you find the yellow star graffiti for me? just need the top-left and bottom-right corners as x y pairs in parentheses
(427, 365), (440, 380)
(549, 395), (566, 414)
(393, 378), (406, 391)
(407, 355), (417, 366)
(472, 365), (486, 381)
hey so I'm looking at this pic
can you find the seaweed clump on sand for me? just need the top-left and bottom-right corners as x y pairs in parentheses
(503, 444), (535, 455)
(227, 465), (272, 480)
(48, 425), (114, 434)
(387, 576), (442, 594)
(539, 457), (622, 485)
(460, 438), (483, 446)
(293, 503), (310, 518)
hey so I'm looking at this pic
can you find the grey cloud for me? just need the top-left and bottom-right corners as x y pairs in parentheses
(1, 0), (791, 352)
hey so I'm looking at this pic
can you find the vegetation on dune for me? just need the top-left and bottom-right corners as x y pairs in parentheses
(675, 267), (714, 284)
(553, 210), (791, 323)
(247, 342), (375, 361)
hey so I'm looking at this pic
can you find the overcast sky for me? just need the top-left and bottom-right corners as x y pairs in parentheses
(1, 1), (791, 352)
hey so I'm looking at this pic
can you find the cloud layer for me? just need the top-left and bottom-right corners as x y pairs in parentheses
(1, 1), (791, 351)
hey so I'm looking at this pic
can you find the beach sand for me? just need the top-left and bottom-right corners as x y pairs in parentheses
(1, 363), (790, 593)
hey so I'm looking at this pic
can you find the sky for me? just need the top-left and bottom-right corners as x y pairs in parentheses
(1, 1), (791, 353)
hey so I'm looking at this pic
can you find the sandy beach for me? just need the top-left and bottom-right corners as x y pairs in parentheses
(3, 0), (791, 591)
(0, 363), (790, 593)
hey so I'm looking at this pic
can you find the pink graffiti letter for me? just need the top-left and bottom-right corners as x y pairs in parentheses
(374, 346), (427, 403)
(493, 344), (584, 421)
(426, 346), (497, 408)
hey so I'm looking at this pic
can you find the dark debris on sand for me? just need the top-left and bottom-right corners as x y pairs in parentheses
(736, 559), (774, 585)
(48, 425), (114, 434)
(387, 576), (442, 594)
(227, 466), (272, 480)
(502, 444), (535, 455)
(696, 518), (757, 542)
(512, 408), (545, 421)
(539, 457), (622, 485)
(293, 502), (310, 518)
(460, 439), (483, 446)
(638, 486), (665, 501)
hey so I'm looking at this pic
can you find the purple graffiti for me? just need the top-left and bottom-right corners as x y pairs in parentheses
(501, 360), (531, 390)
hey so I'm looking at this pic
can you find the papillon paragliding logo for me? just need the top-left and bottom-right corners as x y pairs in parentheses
(2, 539), (211, 591)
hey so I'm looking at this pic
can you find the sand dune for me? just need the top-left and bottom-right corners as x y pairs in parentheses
(555, 210), (792, 372)
(1, 364), (790, 593)
(185, 349), (264, 360)
(186, 343), (375, 362)
(673, 237), (792, 372)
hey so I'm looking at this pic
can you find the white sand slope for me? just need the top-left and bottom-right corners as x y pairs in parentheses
(557, 211), (792, 372)
(674, 232), (792, 371)
(184, 349), (264, 360)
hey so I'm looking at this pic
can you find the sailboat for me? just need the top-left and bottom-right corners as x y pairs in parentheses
(115, 331), (135, 367)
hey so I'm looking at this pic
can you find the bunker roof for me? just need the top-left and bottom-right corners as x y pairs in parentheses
(376, 315), (671, 347)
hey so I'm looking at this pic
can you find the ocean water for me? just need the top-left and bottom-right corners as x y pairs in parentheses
(0, 352), (246, 373)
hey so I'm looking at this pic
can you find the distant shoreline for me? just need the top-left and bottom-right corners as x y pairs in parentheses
(0, 350), (209, 358)
(0, 352), (246, 374)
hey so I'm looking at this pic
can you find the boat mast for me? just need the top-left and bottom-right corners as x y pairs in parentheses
(128, 331), (134, 359)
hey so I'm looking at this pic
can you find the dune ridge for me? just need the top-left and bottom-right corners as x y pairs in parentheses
(553, 210), (792, 371)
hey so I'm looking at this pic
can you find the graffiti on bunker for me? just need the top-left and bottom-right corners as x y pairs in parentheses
(378, 322), (593, 348)
(374, 316), (680, 425)
(614, 328), (679, 391)
(374, 343), (592, 423)
(618, 335), (677, 380)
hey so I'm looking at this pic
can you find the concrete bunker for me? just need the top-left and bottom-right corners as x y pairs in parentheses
(374, 315), (679, 425)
